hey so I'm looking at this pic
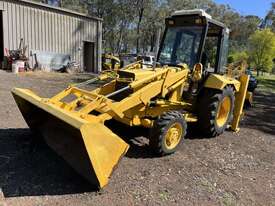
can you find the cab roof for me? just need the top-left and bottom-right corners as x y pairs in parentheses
(171, 9), (227, 30)
(172, 9), (212, 19)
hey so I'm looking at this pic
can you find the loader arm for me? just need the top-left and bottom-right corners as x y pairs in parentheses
(11, 67), (190, 188)
(46, 68), (189, 125)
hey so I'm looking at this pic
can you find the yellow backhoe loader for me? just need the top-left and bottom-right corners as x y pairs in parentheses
(102, 53), (121, 71)
(12, 10), (250, 189)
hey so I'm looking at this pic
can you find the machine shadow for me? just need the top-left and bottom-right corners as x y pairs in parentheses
(0, 128), (96, 198)
(105, 120), (156, 159)
(241, 91), (275, 136)
(105, 120), (210, 159)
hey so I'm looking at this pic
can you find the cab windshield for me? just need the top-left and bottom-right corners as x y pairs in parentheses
(158, 26), (204, 67)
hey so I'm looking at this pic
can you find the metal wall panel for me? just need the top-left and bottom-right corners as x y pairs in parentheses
(0, 0), (102, 72)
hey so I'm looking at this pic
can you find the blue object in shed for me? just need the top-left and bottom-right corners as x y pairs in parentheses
(47, 0), (61, 7)
(32, 51), (71, 71)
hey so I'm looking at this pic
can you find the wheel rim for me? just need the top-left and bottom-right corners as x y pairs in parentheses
(216, 96), (231, 127)
(164, 123), (183, 150)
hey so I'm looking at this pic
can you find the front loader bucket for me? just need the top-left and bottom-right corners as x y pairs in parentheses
(12, 88), (129, 188)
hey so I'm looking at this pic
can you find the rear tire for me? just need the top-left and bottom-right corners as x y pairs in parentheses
(198, 86), (235, 137)
(150, 111), (187, 156)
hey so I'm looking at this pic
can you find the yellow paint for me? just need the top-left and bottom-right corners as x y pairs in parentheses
(184, 113), (198, 122)
(103, 54), (121, 63)
(216, 96), (231, 127)
(80, 123), (129, 188)
(245, 91), (253, 105)
(102, 54), (121, 71)
(204, 74), (241, 92)
(231, 74), (250, 131)
(12, 88), (129, 188)
(164, 122), (183, 150)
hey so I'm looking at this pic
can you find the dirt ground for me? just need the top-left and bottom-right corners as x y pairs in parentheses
(0, 71), (274, 206)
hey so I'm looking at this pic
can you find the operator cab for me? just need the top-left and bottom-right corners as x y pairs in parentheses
(157, 9), (229, 74)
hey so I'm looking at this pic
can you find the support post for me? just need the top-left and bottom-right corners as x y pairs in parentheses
(231, 74), (250, 132)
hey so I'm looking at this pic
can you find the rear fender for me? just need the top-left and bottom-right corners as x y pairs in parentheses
(203, 74), (241, 92)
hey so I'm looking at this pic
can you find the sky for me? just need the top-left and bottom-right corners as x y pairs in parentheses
(214, 0), (274, 18)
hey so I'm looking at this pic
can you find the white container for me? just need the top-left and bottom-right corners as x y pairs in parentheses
(12, 62), (19, 74)
(12, 60), (25, 74)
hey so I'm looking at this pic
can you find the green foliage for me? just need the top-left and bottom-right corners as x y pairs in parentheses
(229, 51), (249, 63)
(64, 0), (263, 54)
(256, 73), (275, 92)
(248, 29), (275, 74)
(31, 0), (272, 63)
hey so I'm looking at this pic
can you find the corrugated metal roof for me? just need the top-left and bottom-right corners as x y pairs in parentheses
(3, 0), (102, 21)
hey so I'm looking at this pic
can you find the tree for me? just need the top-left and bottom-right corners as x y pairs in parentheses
(248, 29), (275, 76)
(30, 0), (263, 58)
(262, 2), (275, 31)
(135, 0), (145, 53)
(138, 1), (167, 53)
(229, 51), (249, 63)
(80, 0), (136, 53)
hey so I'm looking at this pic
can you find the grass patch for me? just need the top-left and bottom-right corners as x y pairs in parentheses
(159, 190), (169, 201)
(255, 73), (275, 92)
(221, 192), (237, 206)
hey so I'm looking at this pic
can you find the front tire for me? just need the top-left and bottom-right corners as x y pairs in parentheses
(198, 86), (235, 137)
(150, 111), (187, 156)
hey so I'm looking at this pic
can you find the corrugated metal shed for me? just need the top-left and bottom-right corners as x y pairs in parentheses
(0, 0), (102, 73)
